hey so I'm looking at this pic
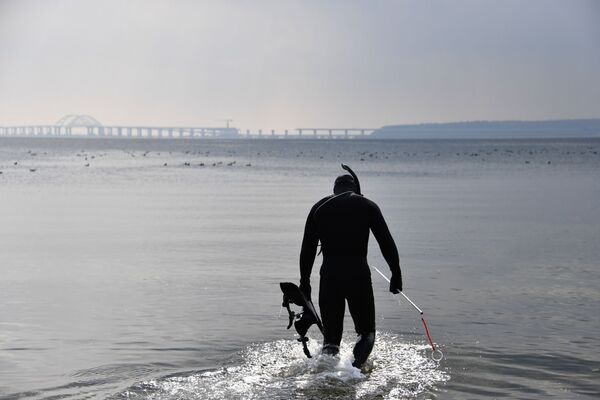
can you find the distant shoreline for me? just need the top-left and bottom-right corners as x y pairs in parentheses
(2, 118), (600, 140)
(371, 119), (600, 139)
(2, 135), (600, 142)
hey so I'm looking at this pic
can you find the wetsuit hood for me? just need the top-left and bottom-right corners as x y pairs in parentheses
(334, 174), (356, 194)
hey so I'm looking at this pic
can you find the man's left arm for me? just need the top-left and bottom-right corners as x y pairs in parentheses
(299, 206), (319, 299)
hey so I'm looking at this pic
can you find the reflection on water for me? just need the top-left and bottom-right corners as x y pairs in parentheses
(0, 138), (599, 399)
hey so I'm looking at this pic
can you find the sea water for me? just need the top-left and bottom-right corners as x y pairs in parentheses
(0, 137), (598, 399)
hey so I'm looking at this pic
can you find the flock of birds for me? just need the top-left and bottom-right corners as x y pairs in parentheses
(0, 149), (254, 175)
(1, 145), (598, 176)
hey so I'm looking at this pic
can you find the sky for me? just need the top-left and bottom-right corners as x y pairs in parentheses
(0, 0), (599, 131)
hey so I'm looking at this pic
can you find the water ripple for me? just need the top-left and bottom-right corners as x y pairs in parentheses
(444, 346), (600, 398)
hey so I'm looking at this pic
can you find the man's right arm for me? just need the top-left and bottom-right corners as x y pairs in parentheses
(369, 201), (403, 293)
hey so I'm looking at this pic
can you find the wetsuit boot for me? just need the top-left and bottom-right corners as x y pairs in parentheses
(321, 343), (340, 356)
(352, 331), (375, 368)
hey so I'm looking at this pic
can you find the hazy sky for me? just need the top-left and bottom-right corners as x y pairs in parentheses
(0, 0), (598, 130)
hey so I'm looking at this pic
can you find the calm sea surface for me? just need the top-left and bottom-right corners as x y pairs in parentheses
(1, 137), (599, 399)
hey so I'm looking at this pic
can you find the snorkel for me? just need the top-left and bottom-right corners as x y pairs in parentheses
(341, 163), (361, 195)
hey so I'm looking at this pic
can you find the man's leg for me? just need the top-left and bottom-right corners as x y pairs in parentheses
(352, 332), (375, 368)
(347, 279), (376, 368)
(319, 275), (345, 356)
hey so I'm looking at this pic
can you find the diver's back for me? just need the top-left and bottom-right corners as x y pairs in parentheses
(315, 192), (374, 263)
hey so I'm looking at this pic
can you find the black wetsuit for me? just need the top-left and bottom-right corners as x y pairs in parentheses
(300, 191), (401, 347)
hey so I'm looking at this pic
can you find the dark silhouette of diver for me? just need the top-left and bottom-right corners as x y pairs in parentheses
(299, 171), (403, 368)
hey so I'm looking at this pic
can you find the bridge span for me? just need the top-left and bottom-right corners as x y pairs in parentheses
(0, 115), (377, 139)
(0, 124), (239, 138)
(242, 128), (376, 139)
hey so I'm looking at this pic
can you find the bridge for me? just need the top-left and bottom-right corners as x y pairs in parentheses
(0, 115), (377, 139)
(242, 128), (376, 139)
(0, 114), (239, 138)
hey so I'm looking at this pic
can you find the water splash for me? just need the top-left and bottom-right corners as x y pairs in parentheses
(119, 332), (449, 399)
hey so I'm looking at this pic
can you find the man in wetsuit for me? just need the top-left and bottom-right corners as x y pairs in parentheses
(299, 173), (402, 368)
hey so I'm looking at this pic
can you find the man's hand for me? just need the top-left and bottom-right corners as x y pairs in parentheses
(389, 274), (402, 294)
(299, 279), (312, 300)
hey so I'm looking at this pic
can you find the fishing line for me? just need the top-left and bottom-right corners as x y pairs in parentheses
(372, 265), (444, 362)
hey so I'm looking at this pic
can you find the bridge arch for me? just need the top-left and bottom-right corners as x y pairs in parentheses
(55, 114), (103, 128)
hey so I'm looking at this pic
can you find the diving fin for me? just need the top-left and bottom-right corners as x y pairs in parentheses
(280, 282), (323, 358)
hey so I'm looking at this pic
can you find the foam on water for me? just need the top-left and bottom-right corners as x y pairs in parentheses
(118, 332), (449, 399)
